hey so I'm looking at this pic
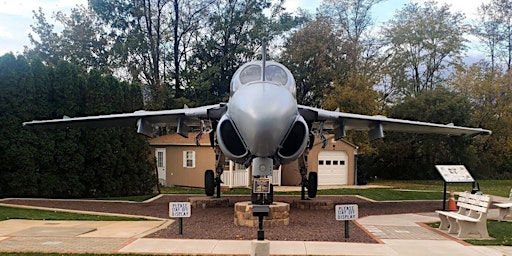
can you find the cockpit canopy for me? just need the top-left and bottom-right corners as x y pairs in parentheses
(230, 61), (297, 98)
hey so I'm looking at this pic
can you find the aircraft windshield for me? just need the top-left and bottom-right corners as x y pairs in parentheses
(265, 65), (288, 85)
(231, 61), (296, 98)
(239, 64), (288, 86)
(240, 65), (261, 84)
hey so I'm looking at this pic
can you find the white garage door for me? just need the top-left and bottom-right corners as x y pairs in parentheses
(317, 151), (348, 185)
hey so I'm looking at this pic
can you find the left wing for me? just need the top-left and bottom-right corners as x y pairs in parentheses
(23, 103), (227, 137)
(298, 105), (491, 140)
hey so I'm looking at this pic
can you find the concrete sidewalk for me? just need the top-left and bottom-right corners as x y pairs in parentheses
(0, 213), (511, 255)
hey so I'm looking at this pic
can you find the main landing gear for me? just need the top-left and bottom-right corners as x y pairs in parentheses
(298, 148), (318, 200)
(204, 147), (225, 198)
(203, 147), (318, 201)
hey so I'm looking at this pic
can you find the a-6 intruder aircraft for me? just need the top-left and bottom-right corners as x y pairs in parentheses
(23, 47), (491, 204)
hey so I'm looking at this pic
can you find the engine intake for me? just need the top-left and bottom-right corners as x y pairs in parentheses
(278, 116), (309, 162)
(216, 116), (249, 162)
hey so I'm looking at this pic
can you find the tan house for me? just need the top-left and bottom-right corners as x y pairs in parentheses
(149, 133), (358, 188)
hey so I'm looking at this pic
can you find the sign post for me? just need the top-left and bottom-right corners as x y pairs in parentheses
(335, 204), (358, 239)
(169, 202), (191, 235)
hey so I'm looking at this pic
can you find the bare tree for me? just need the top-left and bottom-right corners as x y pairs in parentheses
(383, 1), (467, 97)
(473, 1), (505, 71)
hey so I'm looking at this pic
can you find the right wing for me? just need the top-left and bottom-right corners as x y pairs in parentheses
(23, 103), (227, 137)
(298, 105), (491, 140)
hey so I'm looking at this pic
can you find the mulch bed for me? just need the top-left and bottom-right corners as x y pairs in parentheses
(2, 195), (440, 243)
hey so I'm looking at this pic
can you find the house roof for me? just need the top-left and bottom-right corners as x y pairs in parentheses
(149, 132), (212, 146)
(310, 134), (359, 150)
(150, 132), (358, 149)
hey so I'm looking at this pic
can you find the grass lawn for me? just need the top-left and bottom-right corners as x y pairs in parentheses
(0, 206), (145, 221)
(428, 221), (512, 246)
(89, 194), (159, 202)
(465, 220), (512, 246)
(369, 180), (512, 197)
(157, 179), (512, 201)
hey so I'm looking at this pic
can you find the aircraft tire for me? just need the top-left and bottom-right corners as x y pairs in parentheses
(204, 170), (215, 196)
(307, 172), (318, 198)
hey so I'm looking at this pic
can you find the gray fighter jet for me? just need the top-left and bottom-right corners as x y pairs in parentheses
(23, 45), (491, 203)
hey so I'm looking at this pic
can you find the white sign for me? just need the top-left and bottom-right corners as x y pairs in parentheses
(435, 165), (475, 182)
(169, 202), (191, 218)
(335, 204), (358, 221)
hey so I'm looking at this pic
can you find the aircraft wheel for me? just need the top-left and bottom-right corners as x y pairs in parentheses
(307, 172), (318, 198)
(204, 170), (215, 196)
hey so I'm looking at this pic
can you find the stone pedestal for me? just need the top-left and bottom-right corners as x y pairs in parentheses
(187, 197), (229, 209)
(292, 199), (333, 210)
(234, 201), (290, 227)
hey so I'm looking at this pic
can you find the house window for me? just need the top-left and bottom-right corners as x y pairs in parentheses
(183, 151), (196, 168)
(157, 151), (164, 167)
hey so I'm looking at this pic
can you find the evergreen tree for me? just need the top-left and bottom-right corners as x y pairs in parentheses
(0, 54), (154, 198)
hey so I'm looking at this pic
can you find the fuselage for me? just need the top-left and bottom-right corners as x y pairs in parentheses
(216, 61), (309, 167)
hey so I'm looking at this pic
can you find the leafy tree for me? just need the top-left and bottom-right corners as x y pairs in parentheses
(0, 54), (39, 196)
(369, 88), (478, 179)
(0, 54), (155, 198)
(319, 0), (383, 76)
(27, 5), (113, 74)
(382, 1), (467, 97)
(170, 0), (215, 100)
(55, 6), (112, 73)
(450, 64), (512, 178)
(89, 0), (217, 108)
(279, 15), (343, 107)
(89, 0), (173, 109)
(27, 8), (62, 66)
(187, 0), (302, 105)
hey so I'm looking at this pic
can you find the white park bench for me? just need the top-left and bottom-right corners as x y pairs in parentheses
(436, 191), (492, 238)
(494, 188), (512, 221)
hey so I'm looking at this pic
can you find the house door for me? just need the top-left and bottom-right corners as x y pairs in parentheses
(317, 151), (349, 185)
(156, 148), (166, 185)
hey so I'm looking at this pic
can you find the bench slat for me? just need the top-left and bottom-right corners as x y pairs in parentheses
(495, 203), (512, 208)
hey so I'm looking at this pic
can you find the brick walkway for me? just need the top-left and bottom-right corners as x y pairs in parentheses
(0, 237), (131, 254)
(365, 225), (446, 240)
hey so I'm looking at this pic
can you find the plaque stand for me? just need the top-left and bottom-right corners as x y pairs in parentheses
(435, 165), (475, 210)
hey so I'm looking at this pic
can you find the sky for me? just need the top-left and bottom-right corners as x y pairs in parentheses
(0, 0), (487, 58)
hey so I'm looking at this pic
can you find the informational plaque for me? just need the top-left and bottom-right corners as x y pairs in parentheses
(435, 165), (475, 183)
(253, 178), (270, 194)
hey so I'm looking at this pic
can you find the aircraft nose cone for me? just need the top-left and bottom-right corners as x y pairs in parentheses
(228, 83), (298, 157)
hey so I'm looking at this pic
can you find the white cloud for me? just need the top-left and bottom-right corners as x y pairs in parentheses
(282, 0), (321, 13)
(442, 0), (485, 19)
(0, 0), (87, 55)
(0, 0), (87, 17)
(0, 0), (494, 57)
(0, 26), (14, 39)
